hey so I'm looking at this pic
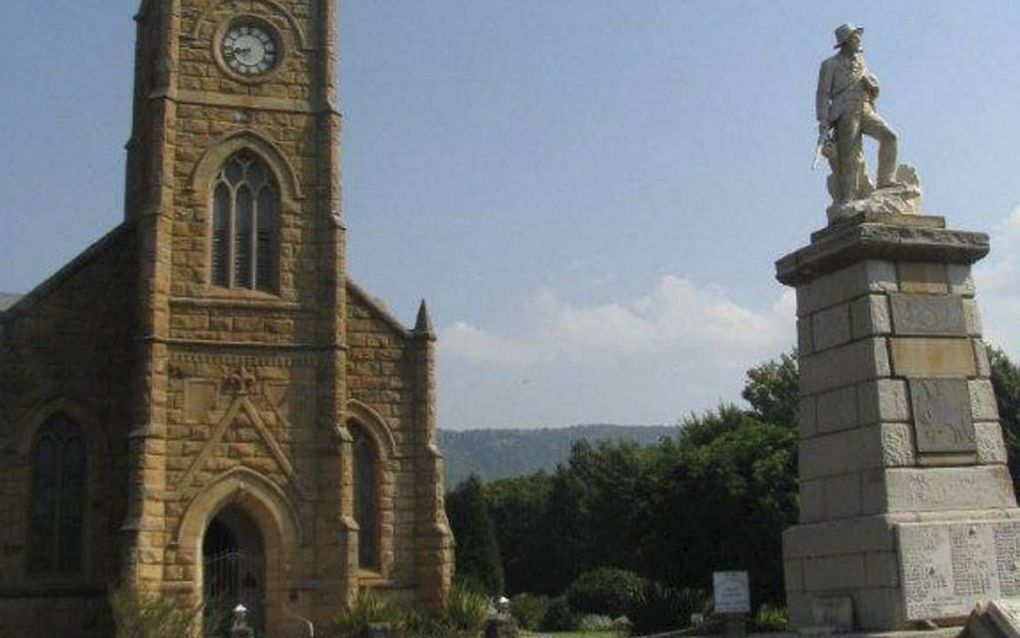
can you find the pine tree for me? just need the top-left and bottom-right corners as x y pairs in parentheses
(446, 475), (504, 595)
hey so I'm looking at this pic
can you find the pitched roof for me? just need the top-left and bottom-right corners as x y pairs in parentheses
(0, 293), (23, 312)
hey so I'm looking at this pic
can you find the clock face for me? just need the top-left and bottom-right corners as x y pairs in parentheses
(221, 23), (278, 76)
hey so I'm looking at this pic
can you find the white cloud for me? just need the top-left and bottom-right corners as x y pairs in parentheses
(441, 275), (794, 369)
(438, 275), (796, 427)
(976, 205), (1020, 355)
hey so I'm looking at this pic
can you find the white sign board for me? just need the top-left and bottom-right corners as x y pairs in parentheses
(714, 571), (750, 614)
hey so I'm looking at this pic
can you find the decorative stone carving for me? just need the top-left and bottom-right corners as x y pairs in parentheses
(222, 364), (259, 396)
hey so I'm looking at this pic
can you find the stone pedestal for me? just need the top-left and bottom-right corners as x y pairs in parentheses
(776, 213), (1020, 631)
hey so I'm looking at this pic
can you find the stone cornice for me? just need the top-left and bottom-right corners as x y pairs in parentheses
(776, 214), (990, 286)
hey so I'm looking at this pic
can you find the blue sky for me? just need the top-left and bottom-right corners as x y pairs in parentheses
(3, 1), (1020, 428)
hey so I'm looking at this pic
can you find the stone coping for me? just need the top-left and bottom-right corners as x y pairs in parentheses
(776, 215), (989, 286)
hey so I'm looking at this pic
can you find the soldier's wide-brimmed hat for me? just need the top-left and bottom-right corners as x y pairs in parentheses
(833, 23), (864, 48)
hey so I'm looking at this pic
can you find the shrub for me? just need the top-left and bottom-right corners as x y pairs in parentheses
(109, 586), (205, 638)
(332, 589), (401, 637)
(401, 609), (451, 638)
(753, 603), (789, 632)
(629, 583), (708, 636)
(444, 583), (489, 632)
(612, 615), (634, 634)
(509, 593), (550, 631)
(540, 597), (579, 632)
(578, 613), (615, 632)
(565, 567), (647, 618)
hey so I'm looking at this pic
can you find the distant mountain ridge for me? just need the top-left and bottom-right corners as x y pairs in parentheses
(438, 424), (676, 486)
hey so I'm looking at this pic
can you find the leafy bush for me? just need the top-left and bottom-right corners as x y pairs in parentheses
(612, 615), (634, 634)
(401, 609), (451, 638)
(628, 583), (708, 636)
(578, 614), (615, 632)
(509, 593), (550, 631)
(753, 603), (789, 632)
(332, 589), (401, 637)
(444, 583), (489, 632)
(565, 567), (647, 617)
(109, 586), (205, 638)
(540, 597), (579, 632)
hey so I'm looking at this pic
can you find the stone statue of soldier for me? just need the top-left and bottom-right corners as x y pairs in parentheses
(816, 24), (899, 205)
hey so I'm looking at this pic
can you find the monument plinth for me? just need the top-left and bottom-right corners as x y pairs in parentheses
(777, 213), (1020, 631)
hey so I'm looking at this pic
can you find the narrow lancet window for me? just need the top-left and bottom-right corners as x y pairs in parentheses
(351, 423), (380, 570)
(210, 151), (278, 292)
(29, 415), (86, 575)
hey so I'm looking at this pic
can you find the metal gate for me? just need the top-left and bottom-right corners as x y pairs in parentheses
(204, 549), (264, 636)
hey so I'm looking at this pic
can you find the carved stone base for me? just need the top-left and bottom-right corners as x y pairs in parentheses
(827, 165), (923, 225)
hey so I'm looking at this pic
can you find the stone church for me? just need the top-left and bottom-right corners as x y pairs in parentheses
(0, 1), (453, 635)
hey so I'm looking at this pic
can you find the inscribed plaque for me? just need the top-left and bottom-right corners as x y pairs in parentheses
(909, 379), (976, 454)
(713, 571), (750, 614)
(898, 521), (1020, 620)
(890, 294), (967, 336)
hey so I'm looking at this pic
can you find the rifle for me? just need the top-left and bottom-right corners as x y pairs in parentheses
(812, 128), (829, 171)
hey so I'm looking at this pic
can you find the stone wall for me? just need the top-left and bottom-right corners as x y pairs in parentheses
(0, 226), (138, 638)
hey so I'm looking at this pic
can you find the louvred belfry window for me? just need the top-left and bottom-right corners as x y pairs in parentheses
(211, 151), (277, 292)
(28, 415), (86, 575)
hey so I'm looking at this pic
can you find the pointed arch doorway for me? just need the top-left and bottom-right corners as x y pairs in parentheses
(203, 505), (266, 635)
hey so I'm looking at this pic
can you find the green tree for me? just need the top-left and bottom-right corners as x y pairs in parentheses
(659, 406), (797, 605)
(446, 475), (504, 595)
(486, 472), (555, 594)
(742, 350), (799, 429)
(989, 347), (1020, 492)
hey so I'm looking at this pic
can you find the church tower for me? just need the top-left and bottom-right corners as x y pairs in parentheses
(0, 1), (451, 635)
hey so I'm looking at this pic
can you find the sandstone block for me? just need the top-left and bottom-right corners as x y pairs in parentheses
(897, 262), (947, 294)
(800, 338), (890, 395)
(863, 551), (899, 588)
(963, 298), (983, 336)
(889, 337), (976, 377)
(782, 516), (896, 559)
(947, 263), (975, 296)
(974, 339), (991, 377)
(885, 466), (1016, 512)
(784, 559), (804, 592)
(813, 303), (853, 351)
(797, 260), (897, 316)
(970, 378), (999, 421)
(800, 424), (886, 479)
(798, 316), (814, 355)
(798, 396), (818, 438)
(858, 379), (911, 425)
(975, 421), (1008, 465)
(800, 479), (825, 523)
(851, 294), (892, 339)
(889, 293), (967, 336)
(815, 386), (859, 434)
(879, 422), (916, 467)
(825, 473), (862, 519)
(803, 554), (867, 590)
(855, 587), (905, 631)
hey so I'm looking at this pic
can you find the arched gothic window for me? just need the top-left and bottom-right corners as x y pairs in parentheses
(28, 415), (86, 575)
(211, 151), (277, 292)
(350, 422), (380, 570)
